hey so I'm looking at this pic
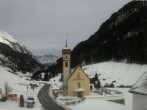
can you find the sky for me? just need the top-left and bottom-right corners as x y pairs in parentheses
(0, 0), (131, 55)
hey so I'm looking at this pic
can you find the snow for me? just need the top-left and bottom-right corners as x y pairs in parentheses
(35, 54), (59, 64)
(69, 99), (126, 110)
(0, 31), (17, 44)
(0, 61), (146, 110)
(51, 75), (133, 110)
(0, 66), (44, 110)
(0, 31), (29, 54)
(130, 71), (147, 95)
(50, 62), (147, 110)
(83, 62), (147, 87)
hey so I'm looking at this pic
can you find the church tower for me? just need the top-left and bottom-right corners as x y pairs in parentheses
(62, 40), (71, 87)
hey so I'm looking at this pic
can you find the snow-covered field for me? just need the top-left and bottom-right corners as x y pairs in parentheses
(83, 62), (147, 87)
(0, 61), (147, 110)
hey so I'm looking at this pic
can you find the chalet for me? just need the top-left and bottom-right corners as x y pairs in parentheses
(129, 71), (147, 110)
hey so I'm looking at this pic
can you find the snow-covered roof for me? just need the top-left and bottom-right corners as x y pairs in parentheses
(129, 71), (147, 95)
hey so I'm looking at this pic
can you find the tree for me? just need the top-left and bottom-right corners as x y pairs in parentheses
(94, 73), (101, 88)
(43, 72), (49, 81)
(94, 73), (98, 81)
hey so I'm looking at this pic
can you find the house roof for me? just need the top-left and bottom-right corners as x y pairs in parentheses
(129, 71), (147, 95)
(67, 65), (89, 80)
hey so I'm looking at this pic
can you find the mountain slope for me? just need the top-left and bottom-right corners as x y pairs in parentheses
(83, 62), (147, 87)
(71, 1), (147, 67)
(35, 54), (59, 66)
(0, 31), (43, 73)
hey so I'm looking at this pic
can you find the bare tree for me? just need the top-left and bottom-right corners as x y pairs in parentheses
(4, 82), (13, 99)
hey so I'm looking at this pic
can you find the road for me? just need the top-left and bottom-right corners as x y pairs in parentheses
(38, 84), (65, 110)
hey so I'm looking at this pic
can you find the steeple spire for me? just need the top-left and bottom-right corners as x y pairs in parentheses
(65, 38), (68, 47)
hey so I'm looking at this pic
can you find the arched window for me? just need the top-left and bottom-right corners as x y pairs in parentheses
(78, 82), (81, 88)
(65, 56), (68, 59)
(65, 62), (68, 67)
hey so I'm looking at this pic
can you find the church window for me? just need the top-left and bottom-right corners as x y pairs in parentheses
(66, 56), (68, 59)
(65, 62), (68, 67)
(78, 82), (81, 88)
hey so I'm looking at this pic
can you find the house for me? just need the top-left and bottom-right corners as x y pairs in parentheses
(62, 40), (90, 97)
(129, 71), (147, 110)
(67, 66), (90, 97)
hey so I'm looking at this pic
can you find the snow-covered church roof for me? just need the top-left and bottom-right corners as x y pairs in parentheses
(129, 71), (147, 95)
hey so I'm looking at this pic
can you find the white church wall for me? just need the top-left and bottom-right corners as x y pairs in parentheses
(132, 94), (147, 110)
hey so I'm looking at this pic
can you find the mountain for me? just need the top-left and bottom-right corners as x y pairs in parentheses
(0, 31), (43, 73)
(48, 1), (147, 74)
(71, 1), (147, 67)
(35, 54), (59, 66)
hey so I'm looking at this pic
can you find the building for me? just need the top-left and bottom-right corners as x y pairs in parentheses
(68, 66), (90, 97)
(62, 41), (90, 97)
(62, 40), (71, 87)
(129, 71), (147, 110)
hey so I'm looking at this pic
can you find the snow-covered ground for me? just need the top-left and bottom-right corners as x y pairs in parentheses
(50, 62), (147, 110)
(0, 66), (44, 110)
(51, 75), (133, 110)
(0, 61), (147, 110)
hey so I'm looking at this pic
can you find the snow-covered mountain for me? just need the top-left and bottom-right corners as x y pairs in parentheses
(0, 31), (43, 73)
(35, 54), (59, 65)
(0, 31), (31, 54)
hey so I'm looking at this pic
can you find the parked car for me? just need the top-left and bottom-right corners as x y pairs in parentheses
(27, 96), (35, 108)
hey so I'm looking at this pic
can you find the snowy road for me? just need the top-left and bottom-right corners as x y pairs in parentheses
(38, 84), (65, 110)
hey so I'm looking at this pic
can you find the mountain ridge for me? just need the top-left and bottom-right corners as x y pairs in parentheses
(0, 31), (44, 73)
(71, 1), (147, 67)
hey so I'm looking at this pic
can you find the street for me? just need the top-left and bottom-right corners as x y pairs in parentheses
(38, 84), (65, 110)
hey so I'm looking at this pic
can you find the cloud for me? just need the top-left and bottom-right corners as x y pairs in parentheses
(0, 0), (131, 55)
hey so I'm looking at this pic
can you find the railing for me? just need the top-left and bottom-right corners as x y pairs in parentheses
(48, 86), (72, 110)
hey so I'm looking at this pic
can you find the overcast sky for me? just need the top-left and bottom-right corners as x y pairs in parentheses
(0, 0), (131, 55)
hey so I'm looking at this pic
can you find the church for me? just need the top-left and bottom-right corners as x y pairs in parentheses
(62, 41), (90, 97)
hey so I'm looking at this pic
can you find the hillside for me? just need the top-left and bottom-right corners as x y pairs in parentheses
(71, 1), (147, 67)
(0, 31), (43, 73)
(83, 62), (147, 87)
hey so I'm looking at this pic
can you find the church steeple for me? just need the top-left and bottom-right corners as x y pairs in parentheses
(62, 39), (71, 87)
(65, 38), (68, 47)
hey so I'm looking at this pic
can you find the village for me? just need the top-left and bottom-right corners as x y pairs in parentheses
(0, 1), (147, 110)
(0, 42), (147, 110)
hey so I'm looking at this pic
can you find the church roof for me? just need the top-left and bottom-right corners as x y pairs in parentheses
(129, 71), (147, 95)
(67, 65), (89, 80)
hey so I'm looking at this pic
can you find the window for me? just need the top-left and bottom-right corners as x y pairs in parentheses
(78, 82), (81, 88)
(66, 56), (68, 59)
(65, 62), (68, 67)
